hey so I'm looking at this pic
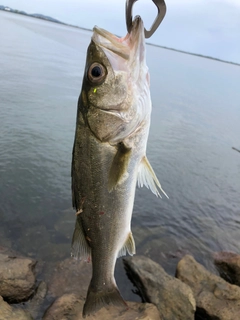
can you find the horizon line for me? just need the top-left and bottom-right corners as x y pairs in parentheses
(1, 6), (239, 67)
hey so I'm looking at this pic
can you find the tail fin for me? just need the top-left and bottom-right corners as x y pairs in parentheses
(83, 282), (127, 318)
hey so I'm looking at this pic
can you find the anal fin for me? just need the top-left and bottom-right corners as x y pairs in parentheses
(71, 218), (91, 261)
(137, 156), (169, 198)
(118, 232), (136, 258)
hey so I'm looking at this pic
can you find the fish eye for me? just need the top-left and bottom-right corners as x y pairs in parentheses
(88, 62), (106, 84)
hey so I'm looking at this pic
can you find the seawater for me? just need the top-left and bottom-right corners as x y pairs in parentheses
(0, 9), (240, 309)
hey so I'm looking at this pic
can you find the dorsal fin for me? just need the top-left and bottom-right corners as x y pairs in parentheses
(137, 156), (169, 198)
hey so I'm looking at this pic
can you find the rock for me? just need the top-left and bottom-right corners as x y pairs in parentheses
(0, 253), (36, 302)
(26, 281), (48, 319)
(31, 281), (48, 305)
(0, 228), (12, 249)
(37, 242), (70, 261)
(43, 293), (161, 320)
(54, 208), (75, 240)
(0, 296), (33, 320)
(214, 251), (240, 286)
(16, 225), (51, 257)
(176, 254), (240, 320)
(123, 255), (196, 320)
(48, 258), (91, 298)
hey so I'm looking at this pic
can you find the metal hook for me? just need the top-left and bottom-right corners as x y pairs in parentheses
(125, 0), (166, 38)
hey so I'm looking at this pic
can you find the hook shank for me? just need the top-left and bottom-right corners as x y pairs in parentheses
(125, 0), (166, 38)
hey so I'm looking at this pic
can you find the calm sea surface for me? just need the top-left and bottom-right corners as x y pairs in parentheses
(0, 9), (240, 313)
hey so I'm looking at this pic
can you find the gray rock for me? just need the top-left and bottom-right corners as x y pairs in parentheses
(123, 255), (196, 320)
(43, 293), (161, 320)
(26, 281), (48, 319)
(0, 296), (33, 320)
(54, 208), (75, 239)
(48, 258), (91, 298)
(176, 254), (240, 320)
(0, 253), (36, 302)
(0, 228), (12, 249)
(214, 251), (240, 286)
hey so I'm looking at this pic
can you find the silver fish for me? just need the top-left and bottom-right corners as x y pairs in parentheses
(71, 16), (167, 318)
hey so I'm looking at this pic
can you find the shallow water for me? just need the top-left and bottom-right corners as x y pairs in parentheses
(0, 10), (240, 315)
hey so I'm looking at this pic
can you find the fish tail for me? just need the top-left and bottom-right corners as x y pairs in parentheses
(83, 281), (127, 318)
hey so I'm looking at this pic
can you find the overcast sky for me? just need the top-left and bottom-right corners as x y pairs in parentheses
(3, 0), (240, 63)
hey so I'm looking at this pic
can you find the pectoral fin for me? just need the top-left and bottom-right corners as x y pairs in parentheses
(71, 218), (91, 261)
(118, 232), (136, 258)
(108, 143), (132, 192)
(137, 156), (169, 198)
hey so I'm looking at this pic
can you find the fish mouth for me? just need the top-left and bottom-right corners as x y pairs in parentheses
(92, 16), (145, 61)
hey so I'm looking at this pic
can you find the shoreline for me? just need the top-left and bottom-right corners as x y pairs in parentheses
(1, 8), (240, 67)
(1, 246), (240, 319)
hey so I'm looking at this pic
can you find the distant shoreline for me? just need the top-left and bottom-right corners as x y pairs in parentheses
(146, 43), (240, 67)
(1, 7), (239, 67)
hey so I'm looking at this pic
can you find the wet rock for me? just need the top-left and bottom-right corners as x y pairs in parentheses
(43, 293), (161, 320)
(48, 258), (91, 298)
(0, 296), (33, 320)
(16, 224), (70, 261)
(0, 253), (36, 302)
(37, 242), (70, 261)
(16, 225), (50, 258)
(54, 208), (75, 240)
(0, 228), (12, 249)
(123, 255), (196, 320)
(176, 254), (240, 320)
(214, 251), (240, 286)
(31, 281), (48, 305)
(26, 281), (48, 319)
(0, 246), (16, 255)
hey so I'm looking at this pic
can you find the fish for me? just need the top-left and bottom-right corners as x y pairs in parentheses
(71, 16), (167, 318)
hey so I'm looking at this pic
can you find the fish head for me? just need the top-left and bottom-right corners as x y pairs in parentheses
(80, 16), (151, 144)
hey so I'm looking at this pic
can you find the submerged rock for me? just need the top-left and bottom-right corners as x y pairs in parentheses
(25, 281), (48, 319)
(0, 228), (12, 249)
(43, 293), (161, 320)
(214, 251), (240, 286)
(0, 253), (36, 302)
(48, 258), (91, 298)
(123, 255), (196, 320)
(0, 296), (33, 320)
(176, 255), (240, 320)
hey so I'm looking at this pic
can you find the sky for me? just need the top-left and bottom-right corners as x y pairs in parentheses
(3, 0), (240, 63)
